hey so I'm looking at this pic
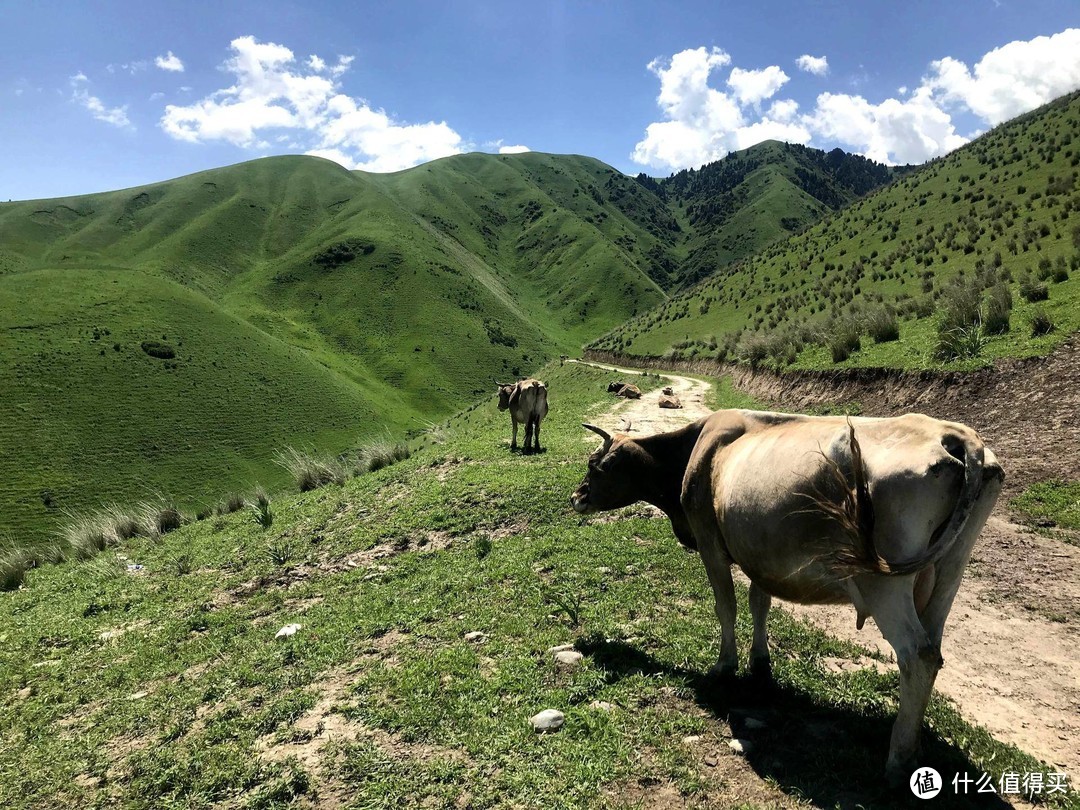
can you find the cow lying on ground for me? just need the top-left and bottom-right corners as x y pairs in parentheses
(607, 381), (642, 399)
(496, 378), (549, 453)
(570, 409), (1002, 780)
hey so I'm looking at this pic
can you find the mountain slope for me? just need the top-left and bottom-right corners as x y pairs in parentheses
(593, 91), (1080, 368)
(0, 153), (676, 539)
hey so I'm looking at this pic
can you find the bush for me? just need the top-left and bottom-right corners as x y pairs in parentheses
(981, 283), (1012, 335)
(1029, 307), (1055, 336)
(1018, 274), (1049, 302)
(358, 440), (411, 473)
(735, 333), (770, 369)
(826, 320), (861, 363)
(0, 547), (31, 591)
(143, 502), (186, 537)
(140, 341), (176, 360)
(61, 513), (113, 560)
(216, 492), (246, 515)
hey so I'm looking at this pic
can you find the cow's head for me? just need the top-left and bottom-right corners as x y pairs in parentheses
(606, 381), (624, 393)
(570, 424), (644, 514)
(495, 381), (517, 411)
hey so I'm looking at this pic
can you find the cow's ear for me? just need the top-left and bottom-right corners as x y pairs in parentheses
(508, 384), (521, 406)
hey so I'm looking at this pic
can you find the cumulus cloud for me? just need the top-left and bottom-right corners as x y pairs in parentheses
(632, 47), (808, 170)
(160, 36), (463, 172)
(155, 51), (184, 72)
(727, 66), (789, 106)
(634, 29), (1080, 171)
(796, 54), (829, 76)
(70, 73), (131, 128)
(498, 144), (531, 154)
(923, 28), (1080, 124)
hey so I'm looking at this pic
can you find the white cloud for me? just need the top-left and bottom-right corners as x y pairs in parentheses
(107, 61), (149, 75)
(635, 28), (1080, 171)
(155, 51), (185, 72)
(70, 72), (131, 129)
(498, 144), (531, 154)
(796, 55), (829, 76)
(632, 47), (806, 170)
(923, 28), (1080, 124)
(160, 36), (463, 172)
(727, 65), (789, 106)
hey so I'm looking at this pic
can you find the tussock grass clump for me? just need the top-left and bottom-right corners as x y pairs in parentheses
(62, 513), (114, 560)
(276, 447), (350, 492)
(103, 505), (146, 542)
(826, 320), (862, 363)
(1029, 306), (1055, 336)
(1018, 273), (1049, 302)
(982, 283), (1013, 335)
(216, 492), (246, 516)
(865, 305), (900, 343)
(936, 323), (988, 361)
(250, 487), (273, 529)
(359, 440), (411, 474)
(0, 539), (34, 591)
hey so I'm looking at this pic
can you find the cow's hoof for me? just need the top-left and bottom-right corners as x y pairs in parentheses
(748, 657), (773, 684)
(885, 755), (919, 790)
(707, 663), (738, 685)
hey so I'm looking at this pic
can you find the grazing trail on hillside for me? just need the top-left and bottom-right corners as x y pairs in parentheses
(577, 358), (1079, 781)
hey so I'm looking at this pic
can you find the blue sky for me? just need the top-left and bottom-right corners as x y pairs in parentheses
(2, 0), (1079, 200)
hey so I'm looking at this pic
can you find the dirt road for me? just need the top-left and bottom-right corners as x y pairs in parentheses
(576, 359), (1079, 779)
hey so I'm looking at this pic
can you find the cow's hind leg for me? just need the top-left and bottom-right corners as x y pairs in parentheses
(857, 577), (941, 783)
(748, 582), (772, 680)
(522, 416), (535, 455)
(510, 419), (519, 451)
(532, 417), (542, 453)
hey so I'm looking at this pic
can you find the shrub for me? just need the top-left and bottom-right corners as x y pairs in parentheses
(0, 547), (30, 591)
(826, 319), (861, 363)
(735, 333), (770, 369)
(981, 283), (1012, 335)
(1029, 307), (1055, 336)
(142, 502), (185, 537)
(140, 341), (176, 360)
(1018, 274), (1049, 302)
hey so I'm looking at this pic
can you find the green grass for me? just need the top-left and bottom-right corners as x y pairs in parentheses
(0, 363), (1068, 809)
(593, 90), (1080, 371)
(1012, 481), (1080, 531)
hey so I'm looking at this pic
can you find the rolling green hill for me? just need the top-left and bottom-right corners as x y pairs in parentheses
(592, 91), (1080, 369)
(0, 152), (681, 540)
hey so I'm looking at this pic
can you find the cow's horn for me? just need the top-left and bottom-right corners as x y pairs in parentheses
(582, 423), (612, 443)
(494, 379), (509, 387)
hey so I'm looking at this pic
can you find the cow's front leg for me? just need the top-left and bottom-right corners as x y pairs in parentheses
(510, 419), (518, 451)
(700, 544), (738, 679)
(748, 582), (772, 680)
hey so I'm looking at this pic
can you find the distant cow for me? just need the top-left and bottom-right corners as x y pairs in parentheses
(607, 381), (642, 399)
(571, 410), (1002, 780)
(659, 394), (682, 409)
(662, 386), (674, 396)
(496, 379), (549, 453)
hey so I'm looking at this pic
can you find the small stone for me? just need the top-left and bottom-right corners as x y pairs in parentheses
(547, 643), (575, 654)
(682, 735), (701, 745)
(704, 753), (719, 767)
(275, 623), (301, 639)
(554, 650), (584, 669)
(464, 631), (487, 643)
(530, 709), (565, 733)
(128, 690), (148, 700)
(16, 687), (32, 700)
(728, 738), (752, 755)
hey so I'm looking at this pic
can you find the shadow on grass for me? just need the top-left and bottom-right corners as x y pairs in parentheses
(577, 636), (1016, 810)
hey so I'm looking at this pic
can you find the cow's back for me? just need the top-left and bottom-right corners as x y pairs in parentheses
(513, 379), (548, 421)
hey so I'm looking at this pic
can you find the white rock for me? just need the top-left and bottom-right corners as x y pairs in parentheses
(682, 735), (702, 744)
(464, 631), (487, 643)
(554, 650), (584, 669)
(275, 623), (302, 639)
(530, 709), (565, 733)
(589, 700), (615, 712)
(728, 738), (752, 755)
(546, 643), (575, 654)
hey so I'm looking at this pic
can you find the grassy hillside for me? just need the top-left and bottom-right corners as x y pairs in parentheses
(0, 363), (1064, 809)
(0, 153), (679, 541)
(594, 91), (1080, 369)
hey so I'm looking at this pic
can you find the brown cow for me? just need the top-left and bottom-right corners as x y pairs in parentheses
(496, 378), (549, 453)
(607, 381), (642, 399)
(570, 410), (1002, 780)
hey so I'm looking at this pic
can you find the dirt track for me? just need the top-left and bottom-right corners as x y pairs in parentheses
(575, 359), (1080, 780)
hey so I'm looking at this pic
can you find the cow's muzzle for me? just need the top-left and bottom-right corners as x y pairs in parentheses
(570, 489), (592, 514)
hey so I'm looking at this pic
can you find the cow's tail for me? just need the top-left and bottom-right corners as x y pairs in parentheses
(825, 421), (987, 578)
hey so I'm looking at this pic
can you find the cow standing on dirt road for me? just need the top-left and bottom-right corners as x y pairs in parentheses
(570, 409), (1002, 781)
